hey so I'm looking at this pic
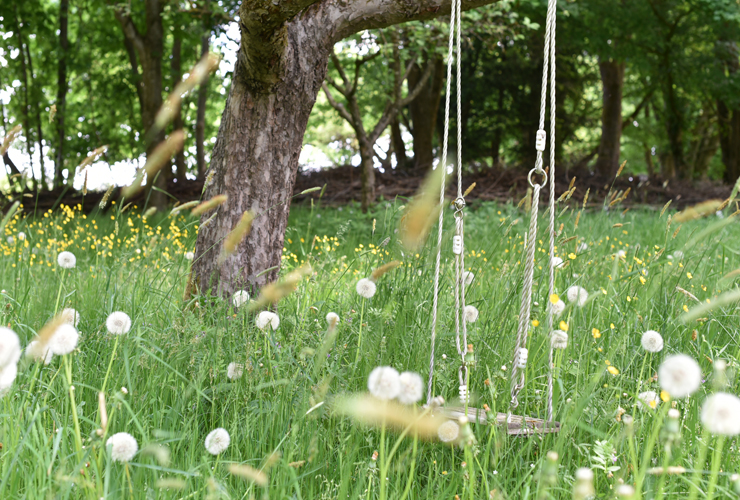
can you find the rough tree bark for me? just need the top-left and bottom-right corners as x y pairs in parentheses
(408, 55), (444, 169)
(594, 59), (624, 178)
(192, 0), (499, 297)
(114, 0), (167, 209)
(55, 0), (69, 189)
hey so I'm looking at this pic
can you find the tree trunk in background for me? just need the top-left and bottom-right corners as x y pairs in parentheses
(663, 69), (685, 178)
(717, 41), (740, 184)
(170, 30), (187, 183)
(196, 32), (210, 179)
(594, 59), (624, 178)
(54, 0), (69, 189)
(359, 141), (376, 211)
(24, 40), (46, 189)
(390, 118), (407, 168)
(115, 0), (166, 209)
(408, 56), (444, 169)
(14, 13), (35, 192)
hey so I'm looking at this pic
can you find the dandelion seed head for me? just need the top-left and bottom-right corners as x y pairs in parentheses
(356, 278), (376, 299)
(0, 362), (18, 394)
(673, 251), (684, 261)
(701, 392), (740, 436)
(17, 232), (25, 241)
(232, 290), (250, 308)
(106, 311), (132, 335)
(367, 366), (400, 400)
(462, 271), (474, 286)
(57, 251), (76, 269)
(566, 286), (588, 307)
(0, 327), (21, 369)
(326, 312), (340, 327)
(552, 256), (564, 268)
(26, 340), (53, 365)
(49, 324), (79, 355)
(61, 308), (80, 327)
(106, 432), (138, 462)
(184, 251), (195, 260)
(636, 391), (660, 411)
(550, 299), (566, 316)
(658, 354), (701, 399)
(641, 330), (664, 353)
(396, 371), (423, 404)
(256, 311), (279, 330)
(205, 428), (230, 455)
(227, 362), (244, 380)
(616, 484), (636, 498)
(550, 330), (568, 349)
(437, 420), (459, 443)
(463, 305), (479, 323)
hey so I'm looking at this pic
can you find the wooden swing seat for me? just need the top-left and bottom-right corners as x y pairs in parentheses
(445, 406), (561, 435)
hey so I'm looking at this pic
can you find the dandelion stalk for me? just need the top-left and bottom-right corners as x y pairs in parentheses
(63, 354), (84, 456)
(705, 436), (725, 500)
(53, 269), (66, 314)
(100, 335), (120, 395)
(354, 300), (366, 367)
(635, 403), (670, 498)
(687, 428), (711, 500)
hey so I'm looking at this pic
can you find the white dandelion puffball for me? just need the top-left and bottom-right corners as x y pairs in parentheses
(550, 299), (566, 316)
(617, 250), (627, 259)
(326, 312), (340, 327)
(205, 428), (230, 455)
(464, 305), (479, 324)
(551, 330), (568, 349)
(462, 271), (474, 286)
(61, 308), (80, 327)
(26, 340), (53, 365)
(227, 362), (244, 380)
(356, 278), (376, 299)
(184, 251), (195, 260)
(256, 311), (279, 330)
(701, 392), (740, 436)
(232, 290), (250, 308)
(49, 324), (79, 356)
(57, 251), (76, 269)
(616, 485), (636, 498)
(367, 366), (401, 400)
(0, 327), (21, 369)
(578, 242), (588, 253)
(17, 232), (25, 241)
(566, 286), (588, 307)
(106, 311), (132, 335)
(641, 330), (664, 353)
(397, 371), (423, 405)
(673, 250), (684, 261)
(637, 391), (660, 411)
(0, 362), (18, 394)
(6, 236), (13, 245)
(658, 354), (701, 399)
(552, 256), (564, 268)
(437, 420), (460, 443)
(106, 432), (138, 463)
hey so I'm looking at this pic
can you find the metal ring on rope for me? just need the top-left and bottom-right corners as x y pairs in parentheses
(527, 168), (548, 189)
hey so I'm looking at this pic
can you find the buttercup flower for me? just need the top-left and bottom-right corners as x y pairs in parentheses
(205, 428), (230, 455)
(49, 324), (79, 355)
(232, 290), (250, 308)
(57, 251), (76, 269)
(356, 278), (376, 299)
(367, 366), (400, 400)
(397, 371), (423, 404)
(106, 311), (132, 335)
(658, 354), (701, 398)
(566, 286), (588, 307)
(227, 362), (244, 380)
(464, 305), (479, 323)
(256, 311), (279, 330)
(437, 420), (459, 443)
(701, 392), (740, 436)
(106, 432), (138, 462)
(641, 330), (664, 353)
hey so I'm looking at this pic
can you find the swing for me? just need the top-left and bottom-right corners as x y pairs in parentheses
(426, 0), (561, 436)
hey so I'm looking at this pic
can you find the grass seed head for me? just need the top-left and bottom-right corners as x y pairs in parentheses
(192, 194), (228, 217)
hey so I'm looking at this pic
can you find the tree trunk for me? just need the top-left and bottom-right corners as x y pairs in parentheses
(719, 100), (740, 184)
(359, 141), (376, 212)
(594, 59), (624, 178)
(24, 40), (47, 190)
(196, 32), (210, 179)
(14, 13), (35, 192)
(408, 56), (444, 169)
(55, 0), (69, 189)
(663, 69), (686, 178)
(390, 117), (407, 168)
(170, 31), (187, 183)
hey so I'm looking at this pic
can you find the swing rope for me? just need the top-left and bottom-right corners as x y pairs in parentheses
(508, 0), (558, 424)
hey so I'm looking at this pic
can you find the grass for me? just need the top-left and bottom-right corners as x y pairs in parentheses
(0, 195), (739, 499)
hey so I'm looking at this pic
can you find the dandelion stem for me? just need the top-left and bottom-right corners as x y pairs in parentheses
(100, 335), (120, 395)
(687, 428), (711, 500)
(63, 354), (84, 456)
(379, 419), (387, 500)
(398, 432), (418, 500)
(53, 269), (66, 314)
(354, 300), (366, 367)
(705, 436), (725, 500)
(635, 403), (669, 498)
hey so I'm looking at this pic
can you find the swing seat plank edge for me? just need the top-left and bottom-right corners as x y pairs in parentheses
(444, 406), (561, 435)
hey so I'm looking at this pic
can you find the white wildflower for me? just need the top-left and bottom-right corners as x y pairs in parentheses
(462, 271), (474, 286)
(550, 330), (568, 349)
(701, 392), (740, 436)
(658, 354), (701, 399)
(232, 290), (250, 308)
(205, 428), (230, 455)
(566, 286), (588, 307)
(367, 366), (400, 400)
(552, 256), (564, 268)
(0, 327), (21, 369)
(106, 432), (138, 462)
(463, 305), (479, 323)
(61, 308), (80, 327)
(326, 312), (340, 328)
(57, 251), (76, 269)
(356, 278), (376, 299)
(437, 420), (459, 443)
(106, 311), (132, 335)
(396, 371), (423, 405)
(550, 299), (566, 316)
(26, 340), (53, 365)
(256, 311), (279, 330)
(184, 251), (195, 260)
(636, 391), (660, 411)
(227, 362), (244, 380)
(49, 324), (79, 356)
(641, 330), (664, 353)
